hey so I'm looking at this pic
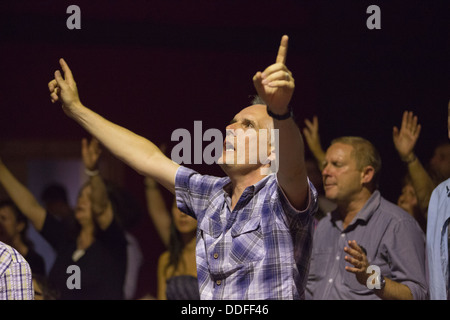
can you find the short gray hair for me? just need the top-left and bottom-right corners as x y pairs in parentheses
(250, 95), (266, 106)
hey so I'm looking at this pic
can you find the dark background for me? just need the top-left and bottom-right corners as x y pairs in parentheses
(0, 0), (448, 298)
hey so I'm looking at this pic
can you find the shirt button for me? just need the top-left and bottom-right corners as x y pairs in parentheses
(341, 234), (345, 238)
(336, 256), (340, 260)
(216, 280), (222, 286)
(328, 278), (333, 283)
(213, 253), (219, 259)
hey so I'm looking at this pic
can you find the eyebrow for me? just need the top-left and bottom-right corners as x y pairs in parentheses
(228, 117), (257, 128)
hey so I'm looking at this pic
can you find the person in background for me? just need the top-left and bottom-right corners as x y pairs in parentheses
(303, 116), (326, 171)
(393, 111), (450, 223)
(307, 136), (427, 300)
(0, 138), (127, 299)
(148, 178), (198, 300)
(41, 183), (75, 226)
(397, 173), (426, 232)
(304, 158), (336, 221)
(143, 143), (198, 300)
(426, 100), (450, 300)
(32, 273), (59, 300)
(302, 118), (336, 221)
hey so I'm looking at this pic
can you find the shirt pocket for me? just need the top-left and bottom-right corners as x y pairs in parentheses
(229, 217), (265, 265)
(308, 248), (333, 281)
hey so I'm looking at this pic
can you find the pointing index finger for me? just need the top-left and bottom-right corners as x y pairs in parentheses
(59, 58), (74, 84)
(275, 35), (289, 64)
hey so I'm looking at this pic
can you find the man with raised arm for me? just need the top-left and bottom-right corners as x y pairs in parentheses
(48, 35), (318, 299)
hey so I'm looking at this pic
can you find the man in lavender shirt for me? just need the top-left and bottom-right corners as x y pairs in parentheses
(306, 136), (428, 300)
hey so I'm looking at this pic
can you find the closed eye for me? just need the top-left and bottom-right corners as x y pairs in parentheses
(332, 161), (343, 167)
(323, 160), (343, 168)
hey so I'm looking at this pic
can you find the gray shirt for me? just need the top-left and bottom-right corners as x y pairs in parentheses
(306, 191), (428, 300)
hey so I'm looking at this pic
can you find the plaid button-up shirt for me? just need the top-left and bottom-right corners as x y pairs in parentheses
(175, 166), (318, 300)
(0, 241), (34, 300)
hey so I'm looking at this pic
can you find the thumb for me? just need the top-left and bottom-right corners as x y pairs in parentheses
(392, 126), (399, 138)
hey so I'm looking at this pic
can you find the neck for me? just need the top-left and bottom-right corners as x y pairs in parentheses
(11, 237), (28, 256)
(228, 168), (267, 209)
(336, 190), (372, 229)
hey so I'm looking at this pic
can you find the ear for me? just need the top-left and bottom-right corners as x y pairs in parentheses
(361, 166), (375, 185)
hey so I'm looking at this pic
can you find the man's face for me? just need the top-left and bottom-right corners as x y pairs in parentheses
(171, 201), (197, 235)
(322, 143), (364, 203)
(217, 104), (273, 170)
(397, 183), (418, 216)
(429, 143), (450, 181)
(74, 184), (93, 225)
(0, 206), (22, 244)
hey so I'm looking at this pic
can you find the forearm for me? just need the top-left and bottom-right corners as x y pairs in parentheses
(144, 178), (171, 247)
(275, 117), (309, 210)
(0, 162), (46, 231)
(69, 102), (178, 193)
(406, 157), (436, 216)
(90, 175), (109, 214)
(89, 173), (114, 230)
(375, 278), (413, 300)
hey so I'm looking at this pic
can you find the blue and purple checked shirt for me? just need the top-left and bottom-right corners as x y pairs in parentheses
(175, 166), (318, 300)
(0, 241), (34, 300)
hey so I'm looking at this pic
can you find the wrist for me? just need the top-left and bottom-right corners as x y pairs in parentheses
(64, 101), (84, 118)
(373, 273), (386, 291)
(85, 168), (99, 177)
(401, 153), (416, 164)
(266, 105), (293, 120)
(145, 179), (158, 189)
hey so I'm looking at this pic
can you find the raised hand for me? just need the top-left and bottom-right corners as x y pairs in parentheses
(393, 111), (421, 162)
(303, 116), (326, 166)
(48, 58), (81, 115)
(82, 137), (102, 171)
(344, 240), (370, 287)
(253, 35), (295, 113)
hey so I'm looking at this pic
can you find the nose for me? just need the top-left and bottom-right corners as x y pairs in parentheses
(226, 122), (238, 132)
(322, 163), (330, 176)
(225, 127), (237, 141)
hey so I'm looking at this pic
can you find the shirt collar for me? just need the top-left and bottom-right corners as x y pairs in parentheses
(355, 190), (381, 222)
(331, 190), (381, 230)
(222, 173), (273, 198)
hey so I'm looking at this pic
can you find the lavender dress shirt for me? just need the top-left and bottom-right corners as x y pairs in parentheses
(306, 191), (428, 300)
